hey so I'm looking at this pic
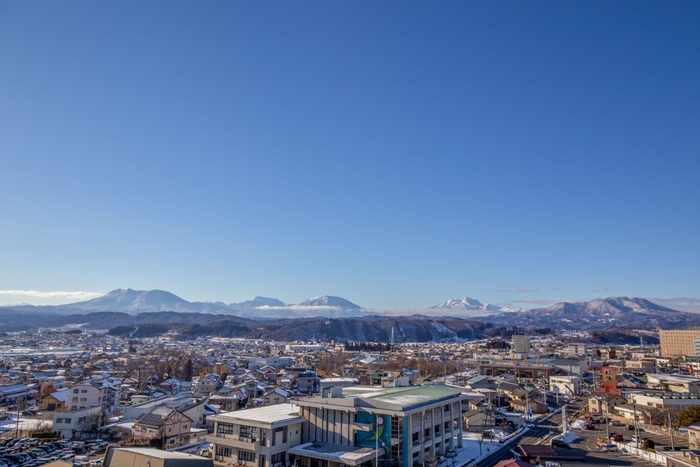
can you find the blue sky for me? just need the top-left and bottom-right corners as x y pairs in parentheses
(1, 1), (699, 310)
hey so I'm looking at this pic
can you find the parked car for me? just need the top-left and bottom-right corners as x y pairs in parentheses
(600, 444), (618, 452)
(611, 434), (624, 442)
(551, 439), (570, 449)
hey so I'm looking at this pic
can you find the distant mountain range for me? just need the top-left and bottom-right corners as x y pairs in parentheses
(1, 290), (698, 335)
(478, 296), (700, 330)
(432, 297), (509, 313)
(0, 289), (367, 319)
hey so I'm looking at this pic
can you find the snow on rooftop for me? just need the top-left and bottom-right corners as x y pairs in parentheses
(215, 403), (302, 424)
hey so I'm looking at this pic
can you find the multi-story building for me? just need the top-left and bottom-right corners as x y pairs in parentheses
(549, 375), (580, 395)
(132, 407), (193, 448)
(626, 359), (655, 372)
(207, 385), (464, 467)
(631, 392), (700, 410)
(567, 343), (586, 358)
(198, 373), (221, 394)
(646, 374), (700, 394)
(659, 330), (700, 358)
(52, 406), (103, 439)
(511, 335), (530, 353)
(67, 379), (121, 414)
(292, 385), (464, 467)
(207, 404), (304, 467)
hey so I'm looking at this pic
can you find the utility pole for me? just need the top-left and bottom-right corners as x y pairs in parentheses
(633, 402), (640, 448)
(15, 396), (21, 437)
(667, 409), (675, 451)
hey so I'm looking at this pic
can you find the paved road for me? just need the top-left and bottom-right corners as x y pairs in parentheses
(473, 412), (563, 467)
(470, 396), (656, 467)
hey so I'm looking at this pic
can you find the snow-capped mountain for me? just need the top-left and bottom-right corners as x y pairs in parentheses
(297, 296), (363, 309)
(480, 296), (692, 330)
(432, 297), (502, 312)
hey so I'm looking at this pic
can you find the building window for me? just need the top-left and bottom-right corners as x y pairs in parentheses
(238, 450), (255, 462)
(215, 446), (232, 457)
(217, 422), (235, 435)
(240, 425), (257, 439)
(271, 453), (285, 464)
(73, 389), (79, 394)
(81, 390), (87, 393)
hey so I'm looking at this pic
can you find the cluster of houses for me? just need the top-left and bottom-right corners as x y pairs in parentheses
(2, 327), (700, 467)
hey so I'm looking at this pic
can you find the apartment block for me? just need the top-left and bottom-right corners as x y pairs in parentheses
(659, 330), (700, 358)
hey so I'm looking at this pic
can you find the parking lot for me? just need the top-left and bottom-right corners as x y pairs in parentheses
(0, 438), (108, 467)
(564, 420), (682, 467)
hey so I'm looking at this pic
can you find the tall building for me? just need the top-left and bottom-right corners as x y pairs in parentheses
(567, 343), (586, 358)
(207, 385), (464, 467)
(512, 335), (531, 353)
(659, 330), (700, 357)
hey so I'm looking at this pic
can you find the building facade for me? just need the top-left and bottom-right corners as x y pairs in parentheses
(659, 330), (700, 358)
(293, 385), (464, 467)
(207, 404), (303, 467)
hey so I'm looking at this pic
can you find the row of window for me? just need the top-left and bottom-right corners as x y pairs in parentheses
(55, 418), (72, 424)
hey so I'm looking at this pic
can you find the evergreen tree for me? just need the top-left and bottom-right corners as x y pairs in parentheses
(677, 405), (700, 427)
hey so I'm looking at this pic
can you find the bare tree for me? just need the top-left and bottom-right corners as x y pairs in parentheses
(39, 382), (56, 397)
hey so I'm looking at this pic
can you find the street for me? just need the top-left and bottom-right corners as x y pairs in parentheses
(469, 396), (661, 467)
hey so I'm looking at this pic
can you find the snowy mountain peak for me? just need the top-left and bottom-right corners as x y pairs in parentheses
(297, 296), (363, 309)
(433, 298), (484, 309)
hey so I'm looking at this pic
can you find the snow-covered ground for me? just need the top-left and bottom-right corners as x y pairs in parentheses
(0, 415), (47, 434)
(450, 432), (502, 467)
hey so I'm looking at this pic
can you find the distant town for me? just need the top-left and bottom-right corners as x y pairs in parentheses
(1, 322), (700, 467)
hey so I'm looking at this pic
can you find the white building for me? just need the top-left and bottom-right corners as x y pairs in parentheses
(207, 404), (304, 467)
(67, 379), (120, 414)
(53, 406), (103, 439)
(631, 392), (700, 409)
(549, 375), (580, 395)
(567, 343), (586, 358)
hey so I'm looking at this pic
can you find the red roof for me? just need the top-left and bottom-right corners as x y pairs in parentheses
(494, 460), (532, 467)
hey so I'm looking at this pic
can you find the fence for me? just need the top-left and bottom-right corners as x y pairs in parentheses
(613, 441), (667, 465)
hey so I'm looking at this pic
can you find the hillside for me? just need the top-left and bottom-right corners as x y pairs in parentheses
(480, 297), (700, 330)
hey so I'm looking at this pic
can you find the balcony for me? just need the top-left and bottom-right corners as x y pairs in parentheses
(206, 433), (260, 449)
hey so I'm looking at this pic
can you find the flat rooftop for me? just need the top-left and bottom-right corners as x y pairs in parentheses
(213, 403), (302, 424)
(110, 448), (205, 460)
(348, 385), (461, 410)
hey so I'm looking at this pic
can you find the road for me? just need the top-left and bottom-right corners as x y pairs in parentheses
(471, 396), (657, 467)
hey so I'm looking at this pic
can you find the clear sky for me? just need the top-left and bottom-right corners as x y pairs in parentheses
(1, 1), (699, 311)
